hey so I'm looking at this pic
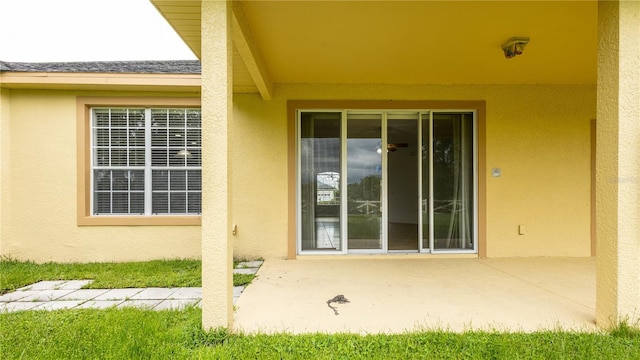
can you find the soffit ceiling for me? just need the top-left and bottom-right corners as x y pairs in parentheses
(152, 0), (597, 93)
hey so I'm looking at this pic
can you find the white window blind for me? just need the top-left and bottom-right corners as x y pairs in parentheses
(91, 107), (201, 215)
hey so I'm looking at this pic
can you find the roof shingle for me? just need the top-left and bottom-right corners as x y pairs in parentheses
(0, 60), (201, 74)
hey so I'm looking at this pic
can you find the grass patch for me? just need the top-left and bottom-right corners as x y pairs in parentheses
(0, 258), (201, 294)
(233, 273), (255, 287)
(1, 258), (257, 294)
(1, 308), (640, 359)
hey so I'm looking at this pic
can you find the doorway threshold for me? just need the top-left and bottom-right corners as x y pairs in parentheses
(295, 253), (478, 260)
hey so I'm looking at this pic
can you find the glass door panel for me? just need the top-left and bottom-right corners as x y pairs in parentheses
(300, 112), (342, 251)
(347, 114), (383, 250)
(421, 113), (432, 251)
(432, 113), (474, 250)
(387, 113), (419, 251)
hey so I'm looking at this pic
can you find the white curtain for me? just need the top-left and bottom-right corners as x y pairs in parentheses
(445, 114), (473, 249)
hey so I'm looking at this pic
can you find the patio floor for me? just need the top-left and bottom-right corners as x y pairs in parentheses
(233, 257), (596, 334)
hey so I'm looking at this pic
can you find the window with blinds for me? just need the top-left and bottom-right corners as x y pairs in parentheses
(92, 108), (202, 215)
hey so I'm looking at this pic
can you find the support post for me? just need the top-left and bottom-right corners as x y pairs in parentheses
(595, 0), (640, 329)
(201, 0), (234, 330)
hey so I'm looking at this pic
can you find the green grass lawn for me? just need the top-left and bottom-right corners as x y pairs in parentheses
(2, 258), (640, 359)
(0, 258), (254, 295)
(1, 307), (639, 359)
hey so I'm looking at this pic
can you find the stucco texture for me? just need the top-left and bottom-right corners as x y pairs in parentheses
(1, 83), (595, 263)
(0, 89), (11, 258)
(1, 90), (201, 263)
(230, 83), (595, 260)
(595, 0), (640, 328)
(200, 0), (235, 330)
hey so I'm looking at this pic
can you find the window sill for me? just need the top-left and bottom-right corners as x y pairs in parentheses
(78, 215), (201, 226)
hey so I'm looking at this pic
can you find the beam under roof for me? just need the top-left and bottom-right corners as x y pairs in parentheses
(231, 3), (273, 100)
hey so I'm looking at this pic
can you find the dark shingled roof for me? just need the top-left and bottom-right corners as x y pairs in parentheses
(0, 60), (201, 74)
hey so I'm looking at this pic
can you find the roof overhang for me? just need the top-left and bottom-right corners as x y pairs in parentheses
(0, 72), (201, 93)
(151, 0), (597, 99)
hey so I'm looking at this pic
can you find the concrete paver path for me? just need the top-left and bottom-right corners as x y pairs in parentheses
(0, 261), (262, 312)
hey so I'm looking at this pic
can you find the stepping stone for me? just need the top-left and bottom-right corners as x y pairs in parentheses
(233, 268), (258, 275)
(92, 288), (145, 301)
(129, 288), (177, 300)
(154, 299), (199, 310)
(117, 299), (162, 309)
(167, 287), (202, 300)
(18, 280), (67, 291)
(17, 290), (76, 302)
(0, 290), (41, 302)
(57, 289), (109, 301)
(0, 301), (44, 312)
(75, 300), (123, 309)
(56, 280), (94, 290)
(0, 277), (252, 312)
(236, 261), (263, 269)
(37, 300), (85, 311)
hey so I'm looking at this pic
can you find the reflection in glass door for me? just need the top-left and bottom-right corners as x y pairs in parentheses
(347, 114), (383, 251)
(299, 112), (342, 252)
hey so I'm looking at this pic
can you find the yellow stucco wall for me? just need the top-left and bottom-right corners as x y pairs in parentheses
(0, 89), (11, 257)
(1, 90), (201, 263)
(230, 83), (595, 259)
(1, 84), (594, 262)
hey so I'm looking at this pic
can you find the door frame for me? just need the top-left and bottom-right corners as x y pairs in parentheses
(288, 100), (487, 258)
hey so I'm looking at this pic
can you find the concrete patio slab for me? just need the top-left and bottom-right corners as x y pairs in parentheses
(233, 257), (596, 334)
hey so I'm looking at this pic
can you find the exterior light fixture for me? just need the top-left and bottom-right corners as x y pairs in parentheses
(501, 37), (530, 59)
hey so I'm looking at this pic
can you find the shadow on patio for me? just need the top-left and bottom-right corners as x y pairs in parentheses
(233, 257), (596, 334)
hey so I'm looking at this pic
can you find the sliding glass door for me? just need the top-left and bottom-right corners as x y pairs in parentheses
(299, 112), (342, 252)
(387, 113), (419, 251)
(298, 109), (476, 255)
(425, 112), (475, 251)
(347, 114), (383, 251)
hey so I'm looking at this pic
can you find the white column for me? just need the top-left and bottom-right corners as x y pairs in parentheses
(201, 0), (234, 330)
(596, 0), (640, 329)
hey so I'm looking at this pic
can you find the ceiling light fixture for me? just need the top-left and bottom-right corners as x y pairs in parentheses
(174, 149), (193, 159)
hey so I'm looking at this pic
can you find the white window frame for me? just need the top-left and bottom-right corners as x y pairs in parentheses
(90, 107), (202, 216)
